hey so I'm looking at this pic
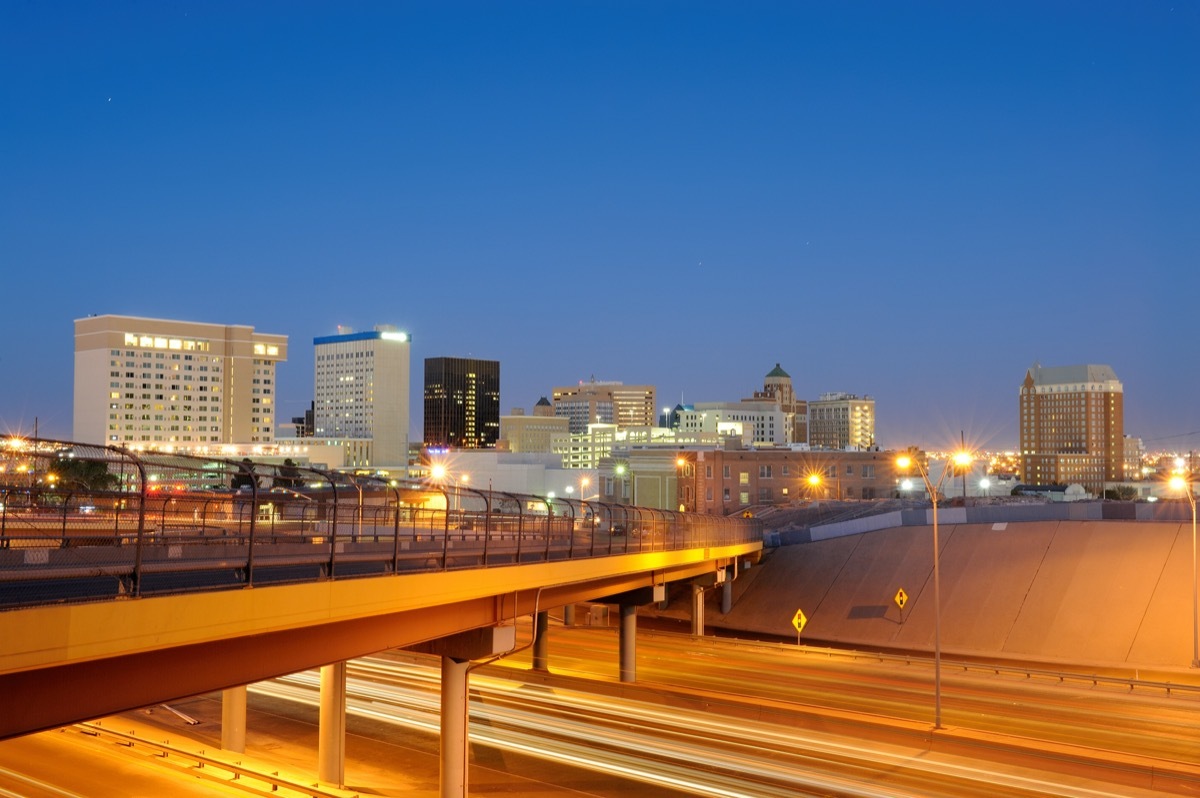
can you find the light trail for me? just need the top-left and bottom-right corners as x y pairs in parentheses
(0, 765), (84, 798)
(254, 655), (1176, 797)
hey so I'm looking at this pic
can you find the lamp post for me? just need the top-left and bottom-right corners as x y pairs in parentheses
(896, 449), (973, 729)
(430, 463), (460, 512)
(1169, 471), (1200, 668)
(806, 473), (822, 500)
(806, 471), (840, 500)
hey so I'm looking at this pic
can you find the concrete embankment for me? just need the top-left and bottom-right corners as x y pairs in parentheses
(650, 517), (1199, 670)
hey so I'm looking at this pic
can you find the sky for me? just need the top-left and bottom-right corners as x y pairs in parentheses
(2, 2), (1198, 452)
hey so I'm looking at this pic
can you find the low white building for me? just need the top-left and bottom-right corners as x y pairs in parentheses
(675, 401), (788, 446)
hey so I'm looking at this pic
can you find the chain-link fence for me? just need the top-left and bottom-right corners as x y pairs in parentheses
(0, 439), (761, 610)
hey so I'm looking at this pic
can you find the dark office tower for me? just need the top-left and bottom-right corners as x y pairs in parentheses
(424, 357), (501, 449)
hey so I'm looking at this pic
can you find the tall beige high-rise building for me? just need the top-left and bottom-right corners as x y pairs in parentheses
(552, 379), (656, 433)
(1019, 363), (1124, 492)
(808, 392), (875, 450)
(74, 315), (287, 447)
(313, 325), (411, 467)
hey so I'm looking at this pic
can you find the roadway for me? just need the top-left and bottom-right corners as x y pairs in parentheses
(502, 623), (1200, 767)
(3, 621), (1196, 796)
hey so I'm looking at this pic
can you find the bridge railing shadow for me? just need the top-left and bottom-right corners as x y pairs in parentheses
(0, 438), (761, 609)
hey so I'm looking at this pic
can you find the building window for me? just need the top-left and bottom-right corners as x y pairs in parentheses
(739, 472), (749, 485)
(759, 465), (772, 478)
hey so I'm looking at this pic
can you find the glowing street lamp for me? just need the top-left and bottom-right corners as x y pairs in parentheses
(806, 471), (840, 500)
(806, 473), (822, 499)
(1169, 471), (1200, 668)
(895, 448), (973, 729)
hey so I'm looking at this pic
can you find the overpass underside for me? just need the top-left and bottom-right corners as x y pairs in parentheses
(0, 542), (757, 739)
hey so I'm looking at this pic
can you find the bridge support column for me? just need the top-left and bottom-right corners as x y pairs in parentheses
(592, 584), (663, 684)
(441, 656), (470, 798)
(691, 569), (727, 637)
(532, 610), (549, 671)
(318, 661), (347, 788)
(619, 603), (637, 682)
(220, 685), (247, 753)
(563, 603), (575, 626)
(407, 625), (517, 798)
(721, 571), (733, 615)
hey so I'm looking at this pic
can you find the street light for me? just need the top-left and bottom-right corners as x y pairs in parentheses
(806, 473), (822, 500)
(895, 449), (973, 729)
(429, 463), (462, 512)
(806, 471), (840, 500)
(1169, 471), (1200, 668)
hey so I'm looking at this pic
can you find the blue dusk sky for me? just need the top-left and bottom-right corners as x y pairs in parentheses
(2, 2), (1198, 451)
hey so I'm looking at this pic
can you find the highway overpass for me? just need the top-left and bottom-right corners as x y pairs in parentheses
(0, 439), (761, 794)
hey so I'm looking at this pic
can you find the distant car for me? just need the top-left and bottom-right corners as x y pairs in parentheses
(611, 523), (626, 536)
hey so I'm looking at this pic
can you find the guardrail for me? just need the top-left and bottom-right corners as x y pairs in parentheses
(77, 721), (358, 798)
(0, 438), (761, 610)
(739, 638), (1200, 701)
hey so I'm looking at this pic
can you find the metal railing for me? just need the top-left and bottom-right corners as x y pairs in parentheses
(0, 438), (761, 610)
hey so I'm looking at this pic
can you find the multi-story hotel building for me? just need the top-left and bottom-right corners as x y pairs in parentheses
(1019, 363), (1124, 493)
(424, 357), (500, 449)
(73, 314), (286, 447)
(552, 380), (657, 433)
(808, 392), (876, 450)
(312, 325), (411, 468)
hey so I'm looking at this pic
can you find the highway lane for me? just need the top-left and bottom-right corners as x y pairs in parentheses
(250, 650), (1189, 797)
(499, 624), (1200, 764)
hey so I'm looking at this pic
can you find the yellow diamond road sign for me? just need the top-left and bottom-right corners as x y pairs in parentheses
(792, 608), (807, 634)
(894, 588), (908, 611)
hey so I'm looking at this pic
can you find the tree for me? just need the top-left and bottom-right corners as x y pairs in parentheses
(49, 456), (119, 491)
(231, 458), (257, 491)
(277, 458), (303, 489)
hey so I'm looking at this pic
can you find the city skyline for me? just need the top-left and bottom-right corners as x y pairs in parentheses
(3, 4), (1199, 451)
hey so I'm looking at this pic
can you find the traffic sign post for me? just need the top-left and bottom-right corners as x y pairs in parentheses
(894, 587), (908, 622)
(792, 608), (807, 645)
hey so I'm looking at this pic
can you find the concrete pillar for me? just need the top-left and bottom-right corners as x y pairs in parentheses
(619, 603), (637, 683)
(691, 584), (706, 636)
(532, 611), (549, 671)
(220, 685), (247, 753)
(440, 656), (470, 798)
(721, 573), (733, 615)
(406, 625), (516, 798)
(563, 603), (575, 626)
(318, 661), (347, 788)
